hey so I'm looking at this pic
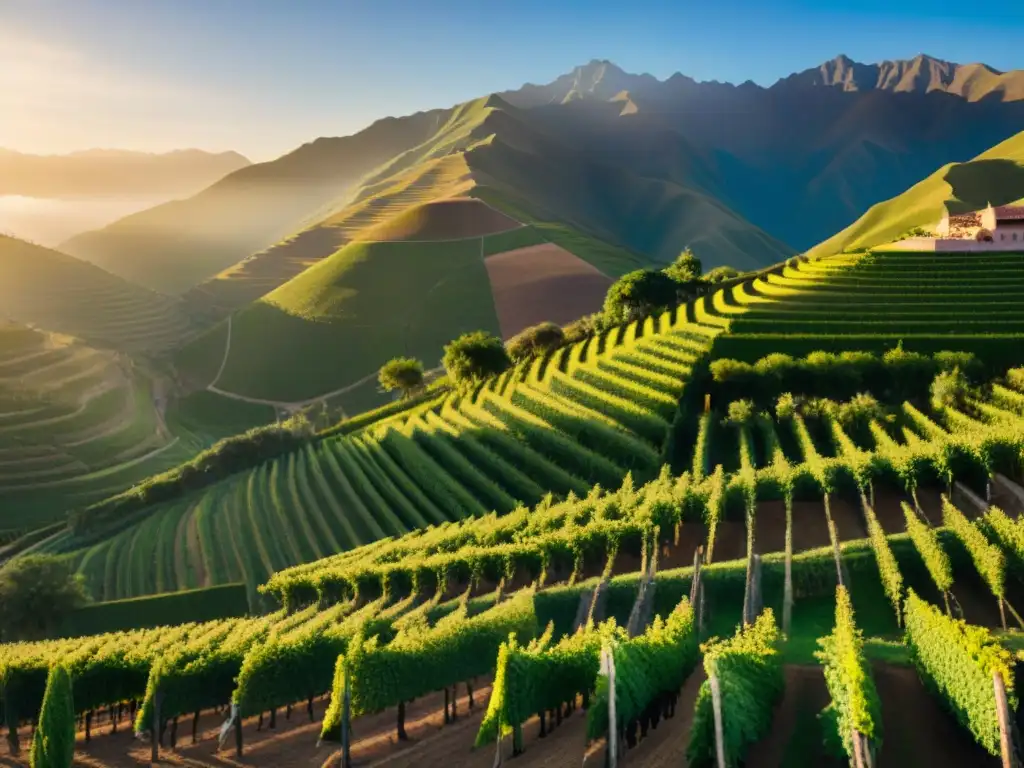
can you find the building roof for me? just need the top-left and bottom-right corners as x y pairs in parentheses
(947, 212), (980, 226)
(993, 205), (1024, 221)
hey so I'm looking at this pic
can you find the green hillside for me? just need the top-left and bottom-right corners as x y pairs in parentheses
(0, 322), (201, 534)
(808, 129), (1024, 257)
(0, 235), (193, 354)
(195, 237), (501, 403)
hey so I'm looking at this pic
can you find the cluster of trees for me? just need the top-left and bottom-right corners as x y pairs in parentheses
(602, 249), (739, 325)
(377, 248), (740, 395)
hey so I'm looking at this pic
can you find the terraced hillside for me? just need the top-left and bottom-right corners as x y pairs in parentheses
(182, 154), (479, 320)
(52, 312), (720, 607)
(0, 235), (193, 354)
(0, 323), (201, 534)
(709, 250), (1024, 366)
(37, 249), (1024, 603)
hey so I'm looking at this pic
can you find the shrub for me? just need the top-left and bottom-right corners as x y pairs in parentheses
(0, 556), (88, 641)
(703, 266), (741, 283)
(30, 665), (74, 768)
(506, 322), (566, 362)
(723, 399), (756, 428)
(882, 344), (934, 401)
(930, 368), (972, 411)
(442, 331), (512, 386)
(775, 392), (798, 420)
(563, 312), (606, 344)
(72, 415), (313, 534)
(378, 357), (425, 399)
(603, 269), (678, 325)
(1007, 367), (1024, 392)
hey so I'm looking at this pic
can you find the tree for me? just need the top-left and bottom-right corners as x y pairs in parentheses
(0, 556), (88, 642)
(506, 322), (566, 362)
(30, 665), (74, 768)
(442, 331), (511, 386)
(664, 248), (703, 283)
(602, 269), (678, 325)
(378, 357), (425, 399)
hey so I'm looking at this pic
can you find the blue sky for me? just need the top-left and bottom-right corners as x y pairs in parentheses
(3, 0), (1024, 161)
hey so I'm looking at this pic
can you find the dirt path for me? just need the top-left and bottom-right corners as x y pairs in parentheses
(745, 665), (843, 768)
(873, 662), (998, 767)
(209, 315), (233, 390)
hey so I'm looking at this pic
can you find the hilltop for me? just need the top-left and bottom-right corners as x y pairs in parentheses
(808, 128), (1024, 256)
(0, 148), (250, 198)
(61, 54), (1024, 299)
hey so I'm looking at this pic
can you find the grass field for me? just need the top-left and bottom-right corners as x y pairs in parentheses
(211, 237), (501, 402)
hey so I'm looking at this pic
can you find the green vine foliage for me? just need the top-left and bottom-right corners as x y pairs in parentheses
(941, 497), (1005, 600)
(863, 501), (903, 625)
(904, 590), (1015, 755)
(476, 619), (622, 746)
(981, 506), (1024, 580)
(586, 596), (699, 741)
(687, 610), (783, 768)
(29, 665), (74, 768)
(901, 502), (952, 593)
(321, 590), (538, 741)
(815, 586), (882, 758)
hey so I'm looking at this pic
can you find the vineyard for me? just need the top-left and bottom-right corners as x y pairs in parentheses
(2, 247), (1024, 766)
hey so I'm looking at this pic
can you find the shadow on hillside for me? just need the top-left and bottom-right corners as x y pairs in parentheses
(944, 159), (1024, 212)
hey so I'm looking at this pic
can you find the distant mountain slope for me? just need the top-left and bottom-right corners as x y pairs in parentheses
(0, 148), (250, 197)
(0, 235), (192, 353)
(784, 53), (1024, 101)
(807, 129), (1024, 257)
(60, 110), (458, 293)
(65, 54), (1024, 299)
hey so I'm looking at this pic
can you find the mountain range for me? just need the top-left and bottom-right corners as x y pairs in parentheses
(57, 53), (1024, 298)
(0, 149), (250, 198)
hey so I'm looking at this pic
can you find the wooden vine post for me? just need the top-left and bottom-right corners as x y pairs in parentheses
(601, 646), (618, 768)
(340, 666), (353, 768)
(709, 671), (726, 768)
(150, 689), (164, 762)
(690, 546), (704, 636)
(783, 495), (793, 636)
(993, 671), (1020, 768)
(751, 554), (763, 619)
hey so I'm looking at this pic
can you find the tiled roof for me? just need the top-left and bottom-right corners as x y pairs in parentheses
(948, 213), (980, 226)
(994, 205), (1024, 221)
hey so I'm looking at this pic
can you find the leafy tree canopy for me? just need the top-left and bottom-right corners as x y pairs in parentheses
(602, 269), (678, 325)
(378, 357), (425, 399)
(506, 322), (565, 362)
(443, 331), (511, 386)
(664, 248), (703, 283)
(703, 265), (741, 283)
(0, 555), (88, 642)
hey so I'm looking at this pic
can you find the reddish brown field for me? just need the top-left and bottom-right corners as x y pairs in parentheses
(483, 243), (612, 338)
(359, 198), (520, 242)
